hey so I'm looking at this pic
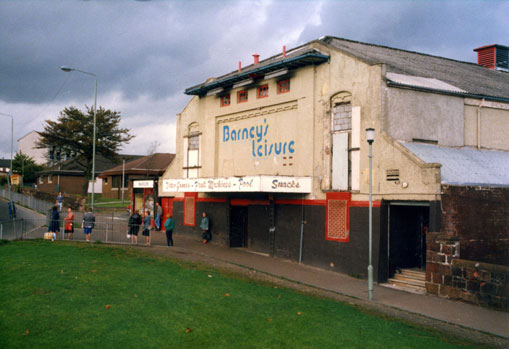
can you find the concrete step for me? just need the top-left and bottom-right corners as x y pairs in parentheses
(383, 279), (426, 294)
(390, 274), (426, 287)
(399, 269), (426, 279)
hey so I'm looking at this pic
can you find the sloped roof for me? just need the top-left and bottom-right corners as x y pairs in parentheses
(322, 36), (509, 101)
(185, 47), (329, 96)
(403, 142), (509, 187)
(0, 159), (11, 168)
(99, 153), (175, 177)
(38, 154), (142, 176)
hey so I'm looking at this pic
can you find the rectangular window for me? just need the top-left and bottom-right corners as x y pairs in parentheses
(332, 102), (352, 131)
(220, 94), (230, 107)
(257, 85), (269, 98)
(48, 174), (53, 183)
(113, 175), (128, 188)
(104, 177), (108, 184)
(277, 80), (290, 94)
(237, 90), (248, 103)
(188, 133), (199, 150)
(39, 176), (43, 184)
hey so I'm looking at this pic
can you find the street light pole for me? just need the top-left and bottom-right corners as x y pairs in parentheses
(366, 128), (375, 301)
(61, 66), (97, 210)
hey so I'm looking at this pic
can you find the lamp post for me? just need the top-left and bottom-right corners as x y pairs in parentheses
(0, 112), (15, 229)
(60, 66), (97, 209)
(366, 127), (375, 301)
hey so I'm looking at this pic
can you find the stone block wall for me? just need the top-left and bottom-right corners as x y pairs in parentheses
(440, 185), (509, 266)
(426, 233), (508, 311)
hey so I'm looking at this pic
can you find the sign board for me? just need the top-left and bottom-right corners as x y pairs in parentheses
(10, 174), (20, 185)
(133, 180), (154, 188)
(162, 176), (311, 193)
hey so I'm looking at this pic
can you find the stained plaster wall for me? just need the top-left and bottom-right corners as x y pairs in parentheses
(311, 42), (441, 202)
(464, 99), (509, 151)
(384, 88), (464, 146)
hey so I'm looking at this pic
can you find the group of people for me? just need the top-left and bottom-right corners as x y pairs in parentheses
(47, 193), (211, 247)
(48, 205), (95, 242)
(127, 209), (153, 245)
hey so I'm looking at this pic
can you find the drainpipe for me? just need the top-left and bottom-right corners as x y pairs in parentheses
(477, 98), (485, 150)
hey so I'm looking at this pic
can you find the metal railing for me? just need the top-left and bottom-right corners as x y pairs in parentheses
(1, 217), (168, 246)
(0, 189), (53, 215)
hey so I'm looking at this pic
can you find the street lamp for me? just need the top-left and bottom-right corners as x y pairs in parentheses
(61, 66), (97, 209)
(0, 112), (15, 228)
(366, 127), (375, 301)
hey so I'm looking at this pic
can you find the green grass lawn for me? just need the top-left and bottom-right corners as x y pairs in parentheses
(0, 241), (480, 348)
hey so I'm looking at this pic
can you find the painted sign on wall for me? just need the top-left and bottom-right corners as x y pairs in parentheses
(163, 176), (311, 193)
(221, 118), (296, 158)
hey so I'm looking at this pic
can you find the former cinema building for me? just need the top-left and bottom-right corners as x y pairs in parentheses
(159, 37), (508, 307)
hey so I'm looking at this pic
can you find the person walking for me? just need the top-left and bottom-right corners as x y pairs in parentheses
(56, 192), (64, 211)
(155, 202), (163, 231)
(64, 207), (75, 240)
(142, 210), (152, 245)
(82, 208), (95, 242)
(129, 209), (142, 244)
(164, 214), (175, 247)
(48, 205), (60, 241)
(200, 212), (210, 244)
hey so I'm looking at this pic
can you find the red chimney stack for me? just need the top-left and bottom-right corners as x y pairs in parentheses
(253, 54), (260, 65)
(474, 44), (509, 71)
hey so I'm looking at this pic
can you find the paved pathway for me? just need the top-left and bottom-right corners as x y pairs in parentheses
(158, 234), (509, 341)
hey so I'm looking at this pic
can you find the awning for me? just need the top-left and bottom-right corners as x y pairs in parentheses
(162, 175), (312, 193)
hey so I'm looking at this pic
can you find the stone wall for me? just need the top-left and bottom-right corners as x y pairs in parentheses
(440, 185), (509, 266)
(426, 233), (508, 311)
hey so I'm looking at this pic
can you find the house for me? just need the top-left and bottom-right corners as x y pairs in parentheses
(98, 153), (174, 213)
(37, 154), (141, 195)
(17, 131), (48, 165)
(159, 37), (509, 309)
(0, 158), (11, 178)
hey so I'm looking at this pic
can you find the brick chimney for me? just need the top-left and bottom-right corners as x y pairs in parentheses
(473, 44), (509, 71)
(253, 54), (260, 65)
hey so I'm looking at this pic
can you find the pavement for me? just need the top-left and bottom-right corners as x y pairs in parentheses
(3, 201), (509, 344)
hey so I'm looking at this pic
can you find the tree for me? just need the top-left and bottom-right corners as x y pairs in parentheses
(37, 106), (134, 195)
(12, 152), (44, 185)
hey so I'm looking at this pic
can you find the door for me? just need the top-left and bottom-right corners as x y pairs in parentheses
(388, 205), (429, 276)
(161, 198), (173, 231)
(230, 206), (248, 248)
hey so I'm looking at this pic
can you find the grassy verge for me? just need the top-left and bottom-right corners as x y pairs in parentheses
(0, 241), (481, 348)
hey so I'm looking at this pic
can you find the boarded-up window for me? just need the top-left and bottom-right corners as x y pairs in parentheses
(326, 192), (350, 242)
(184, 195), (196, 226)
(332, 102), (352, 131)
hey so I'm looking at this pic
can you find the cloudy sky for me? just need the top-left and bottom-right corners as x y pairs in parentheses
(0, 0), (507, 159)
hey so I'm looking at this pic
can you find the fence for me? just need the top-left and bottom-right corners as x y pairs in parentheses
(0, 189), (53, 215)
(0, 217), (169, 247)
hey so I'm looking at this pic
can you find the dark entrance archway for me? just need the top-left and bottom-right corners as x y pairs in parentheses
(388, 203), (429, 277)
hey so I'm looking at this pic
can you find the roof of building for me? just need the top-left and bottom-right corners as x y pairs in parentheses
(403, 142), (509, 187)
(0, 159), (11, 168)
(185, 36), (509, 101)
(185, 48), (329, 96)
(38, 154), (143, 176)
(322, 36), (509, 101)
(98, 153), (175, 177)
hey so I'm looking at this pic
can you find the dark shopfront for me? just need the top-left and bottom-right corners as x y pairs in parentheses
(165, 180), (386, 281)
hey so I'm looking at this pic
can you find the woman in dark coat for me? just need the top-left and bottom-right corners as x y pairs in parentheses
(128, 209), (142, 244)
(48, 206), (60, 237)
